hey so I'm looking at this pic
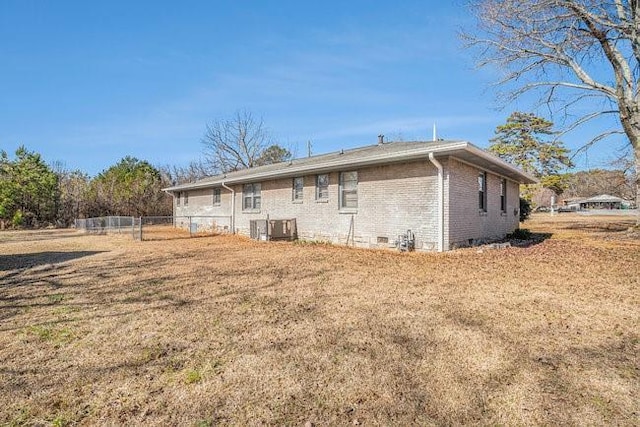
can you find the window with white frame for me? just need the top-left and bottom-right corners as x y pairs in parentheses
(292, 177), (303, 201)
(184, 192), (189, 206)
(176, 192), (181, 206)
(500, 178), (507, 212)
(478, 172), (486, 212)
(213, 188), (221, 206)
(339, 171), (358, 209)
(243, 183), (261, 210)
(316, 174), (329, 200)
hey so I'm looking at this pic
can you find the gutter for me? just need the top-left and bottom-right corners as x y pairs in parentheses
(429, 153), (444, 252)
(220, 182), (235, 233)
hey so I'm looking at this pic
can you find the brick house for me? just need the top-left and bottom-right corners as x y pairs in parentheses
(163, 140), (536, 251)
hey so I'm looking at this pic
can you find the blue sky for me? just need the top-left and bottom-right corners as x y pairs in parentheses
(0, 1), (629, 175)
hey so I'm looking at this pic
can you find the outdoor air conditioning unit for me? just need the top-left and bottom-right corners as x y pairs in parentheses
(268, 218), (297, 240)
(250, 219), (297, 241)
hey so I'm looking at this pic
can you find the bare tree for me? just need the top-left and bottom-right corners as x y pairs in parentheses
(564, 168), (635, 199)
(610, 147), (637, 198)
(51, 161), (90, 226)
(463, 0), (640, 220)
(158, 160), (212, 186)
(202, 110), (281, 173)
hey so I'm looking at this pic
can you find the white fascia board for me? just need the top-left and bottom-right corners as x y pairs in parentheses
(463, 144), (539, 184)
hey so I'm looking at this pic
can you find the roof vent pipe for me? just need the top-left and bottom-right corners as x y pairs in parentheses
(378, 134), (384, 145)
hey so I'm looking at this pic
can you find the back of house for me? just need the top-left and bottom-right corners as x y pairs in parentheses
(163, 140), (536, 251)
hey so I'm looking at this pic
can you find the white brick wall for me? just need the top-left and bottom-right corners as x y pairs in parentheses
(445, 158), (520, 248)
(230, 160), (439, 249)
(173, 157), (521, 251)
(174, 187), (231, 217)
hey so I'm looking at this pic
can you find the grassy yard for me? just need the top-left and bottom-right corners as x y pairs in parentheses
(1, 214), (638, 426)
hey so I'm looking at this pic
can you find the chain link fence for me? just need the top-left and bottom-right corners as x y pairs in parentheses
(74, 216), (135, 235)
(138, 216), (231, 241)
(75, 215), (232, 241)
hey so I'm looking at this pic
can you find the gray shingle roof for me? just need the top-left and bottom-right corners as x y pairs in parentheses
(578, 194), (629, 203)
(163, 140), (537, 191)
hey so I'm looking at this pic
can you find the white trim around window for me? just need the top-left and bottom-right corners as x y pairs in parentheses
(339, 171), (358, 211)
(478, 172), (486, 213)
(500, 178), (507, 214)
(243, 183), (261, 211)
(316, 173), (329, 202)
(292, 177), (303, 202)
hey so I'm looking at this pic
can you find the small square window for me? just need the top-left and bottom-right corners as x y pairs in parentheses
(176, 192), (181, 206)
(213, 188), (221, 206)
(184, 192), (189, 206)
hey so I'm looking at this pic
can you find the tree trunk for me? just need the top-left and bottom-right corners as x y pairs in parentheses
(635, 144), (640, 225)
(617, 105), (640, 225)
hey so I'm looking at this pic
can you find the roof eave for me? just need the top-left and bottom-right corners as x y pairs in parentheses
(162, 141), (537, 191)
(162, 143), (467, 191)
(463, 143), (539, 184)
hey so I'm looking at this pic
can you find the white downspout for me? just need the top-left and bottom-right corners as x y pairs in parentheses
(429, 153), (444, 252)
(221, 182), (235, 233)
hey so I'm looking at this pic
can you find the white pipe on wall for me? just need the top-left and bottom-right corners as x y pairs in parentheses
(428, 153), (444, 252)
(221, 182), (235, 233)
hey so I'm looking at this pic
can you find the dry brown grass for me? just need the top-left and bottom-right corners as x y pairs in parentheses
(1, 214), (638, 426)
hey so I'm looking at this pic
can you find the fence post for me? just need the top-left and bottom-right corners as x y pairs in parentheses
(139, 216), (143, 241)
(189, 216), (192, 237)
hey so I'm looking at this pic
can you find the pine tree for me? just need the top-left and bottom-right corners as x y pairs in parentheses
(489, 112), (573, 194)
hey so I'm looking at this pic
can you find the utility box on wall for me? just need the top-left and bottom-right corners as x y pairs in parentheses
(249, 219), (268, 240)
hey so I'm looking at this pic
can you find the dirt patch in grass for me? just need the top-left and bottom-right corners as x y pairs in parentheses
(1, 215), (638, 425)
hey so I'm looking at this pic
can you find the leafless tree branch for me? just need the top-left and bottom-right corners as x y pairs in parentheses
(201, 110), (272, 174)
(463, 0), (640, 217)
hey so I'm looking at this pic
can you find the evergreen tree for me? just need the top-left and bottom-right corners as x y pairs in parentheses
(0, 150), (18, 227)
(255, 145), (292, 166)
(490, 112), (573, 195)
(89, 156), (171, 217)
(0, 146), (59, 227)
